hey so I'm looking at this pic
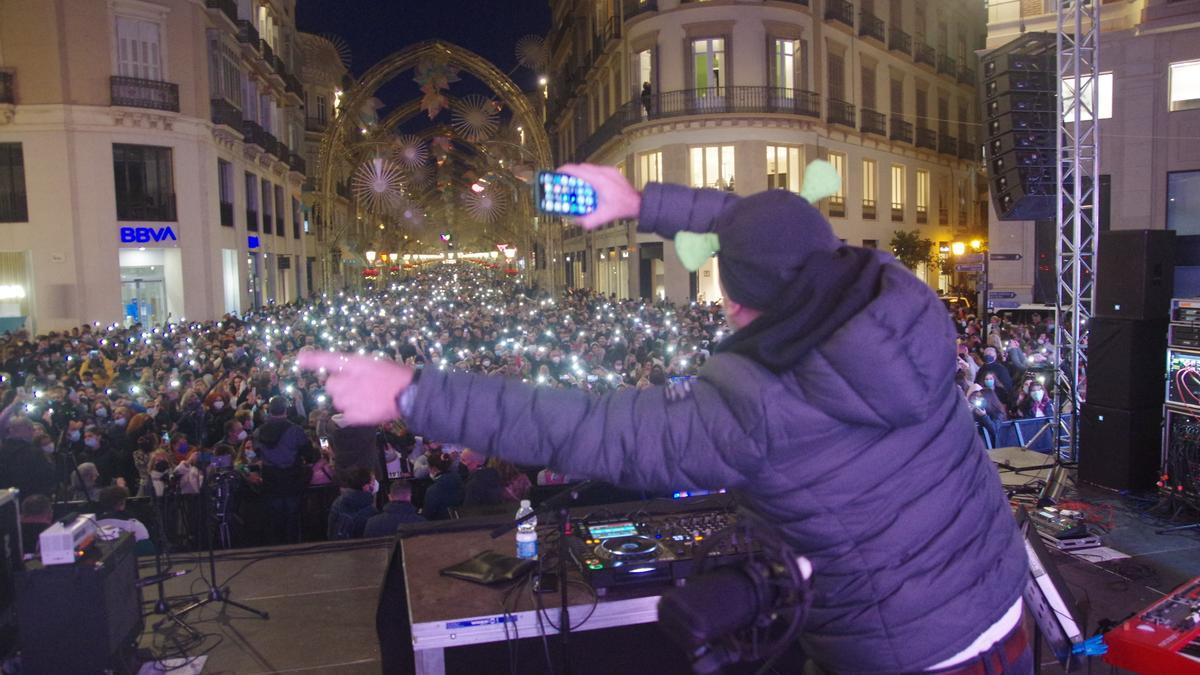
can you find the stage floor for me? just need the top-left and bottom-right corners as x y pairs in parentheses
(135, 466), (1200, 675)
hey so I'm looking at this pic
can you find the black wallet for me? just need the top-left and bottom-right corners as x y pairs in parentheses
(439, 550), (535, 585)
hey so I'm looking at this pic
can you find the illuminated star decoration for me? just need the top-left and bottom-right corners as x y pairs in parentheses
(401, 163), (434, 192)
(393, 135), (429, 168)
(413, 58), (460, 120)
(352, 157), (405, 214)
(464, 184), (508, 224)
(515, 35), (548, 71)
(319, 33), (352, 69)
(451, 94), (500, 142)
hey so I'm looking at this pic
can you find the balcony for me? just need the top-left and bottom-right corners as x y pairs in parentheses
(958, 137), (978, 161)
(917, 207), (928, 225)
(862, 199), (877, 220)
(306, 116), (327, 133)
(110, 76), (179, 112)
(938, 133), (958, 155)
(915, 43), (936, 69)
(828, 195), (846, 218)
(888, 26), (911, 56)
(220, 201), (234, 227)
(859, 12), (886, 43)
(210, 98), (241, 131)
(916, 127), (937, 151)
(623, 0), (658, 19)
(288, 152), (307, 175)
(861, 108), (887, 136)
(891, 205), (904, 222)
(284, 73), (304, 100)
(630, 86), (821, 123)
(0, 71), (12, 104)
(958, 64), (976, 87)
(575, 110), (625, 161)
(263, 133), (282, 160)
(889, 114), (913, 143)
(939, 207), (949, 225)
(938, 54), (957, 78)
(825, 0), (854, 28)
(236, 20), (260, 51)
(828, 98), (856, 128)
(242, 119), (267, 149)
(336, 181), (351, 199)
(204, 0), (237, 27)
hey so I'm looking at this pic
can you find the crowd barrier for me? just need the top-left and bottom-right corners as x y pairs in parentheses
(976, 414), (1072, 453)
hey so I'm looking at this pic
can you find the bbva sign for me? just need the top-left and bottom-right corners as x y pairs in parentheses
(120, 226), (178, 243)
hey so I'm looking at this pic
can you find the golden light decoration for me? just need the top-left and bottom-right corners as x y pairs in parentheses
(451, 94), (500, 142)
(319, 33), (353, 70)
(393, 135), (428, 168)
(401, 163), (435, 191)
(463, 185), (508, 224)
(515, 35), (548, 71)
(352, 157), (406, 214)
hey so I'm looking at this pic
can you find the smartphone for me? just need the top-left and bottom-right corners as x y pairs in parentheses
(535, 171), (597, 217)
(319, 437), (330, 451)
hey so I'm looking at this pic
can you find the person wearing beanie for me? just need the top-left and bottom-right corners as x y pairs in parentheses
(253, 395), (316, 544)
(299, 162), (1029, 673)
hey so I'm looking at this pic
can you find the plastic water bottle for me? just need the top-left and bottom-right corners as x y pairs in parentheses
(515, 499), (538, 560)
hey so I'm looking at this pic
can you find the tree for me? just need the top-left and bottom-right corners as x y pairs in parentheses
(889, 230), (935, 271)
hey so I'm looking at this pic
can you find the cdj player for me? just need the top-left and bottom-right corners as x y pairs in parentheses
(569, 509), (751, 594)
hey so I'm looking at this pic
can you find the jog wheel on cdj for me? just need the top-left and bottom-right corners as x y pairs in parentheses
(596, 535), (659, 562)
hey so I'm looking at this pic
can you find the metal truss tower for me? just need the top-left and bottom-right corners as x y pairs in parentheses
(1053, 0), (1101, 466)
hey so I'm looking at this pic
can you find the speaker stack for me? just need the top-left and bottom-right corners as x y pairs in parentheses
(981, 33), (1058, 221)
(1079, 230), (1176, 491)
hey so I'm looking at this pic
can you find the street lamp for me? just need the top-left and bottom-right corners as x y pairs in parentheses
(365, 250), (377, 265)
(970, 239), (983, 251)
(951, 242), (966, 256)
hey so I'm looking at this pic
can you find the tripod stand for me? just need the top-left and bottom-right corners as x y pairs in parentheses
(175, 470), (269, 622)
(147, 488), (200, 638)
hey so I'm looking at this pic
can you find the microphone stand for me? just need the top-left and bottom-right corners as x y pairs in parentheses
(490, 481), (595, 675)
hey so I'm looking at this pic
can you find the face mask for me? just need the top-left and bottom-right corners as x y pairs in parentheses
(68, 430), (81, 442)
(367, 479), (380, 495)
(42, 444), (54, 454)
(243, 421), (253, 430)
(236, 430), (248, 442)
(984, 355), (997, 364)
(177, 441), (189, 454)
(146, 407), (158, 417)
(245, 449), (256, 462)
(113, 417), (126, 425)
(984, 380), (995, 389)
(153, 461), (169, 473)
(213, 400), (225, 410)
(1031, 390), (1045, 402)
(84, 437), (100, 449)
(95, 408), (108, 418)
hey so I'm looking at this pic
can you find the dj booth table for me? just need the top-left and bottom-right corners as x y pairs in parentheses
(377, 494), (737, 675)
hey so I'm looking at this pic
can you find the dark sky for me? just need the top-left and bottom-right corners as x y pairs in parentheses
(296, 0), (552, 105)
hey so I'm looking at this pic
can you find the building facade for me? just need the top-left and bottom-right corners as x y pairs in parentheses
(547, 0), (988, 303)
(986, 0), (1200, 301)
(0, 0), (309, 334)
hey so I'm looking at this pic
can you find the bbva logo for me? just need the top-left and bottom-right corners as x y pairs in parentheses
(120, 227), (178, 243)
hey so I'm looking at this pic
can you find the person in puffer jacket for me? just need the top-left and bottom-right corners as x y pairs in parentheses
(299, 162), (1030, 674)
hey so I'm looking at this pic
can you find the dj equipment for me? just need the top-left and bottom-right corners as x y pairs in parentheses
(1096, 230), (1176, 320)
(1161, 407), (1200, 508)
(570, 508), (748, 594)
(1173, 298), (1200, 326)
(1086, 317), (1168, 409)
(38, 513), (98, 565)
(1029, 506), (1089, 540)
(15, 533), (141, 674)
(1163, 299), (1200, 507)
(1079, 404), (1162, 492)
(1103, 575), (1200, 673)
(1015, 509), (1087, 670)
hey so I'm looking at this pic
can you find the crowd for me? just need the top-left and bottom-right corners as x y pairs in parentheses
(949, 306), (1063, 442)
(0, 265), (722, 553)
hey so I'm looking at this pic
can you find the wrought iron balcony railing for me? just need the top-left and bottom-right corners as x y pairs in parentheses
(958, 137), (978, 161)
(889, 114), (913, 143)
(111, 76), (179, 112)
(938, 133), (958, 155)
(889, 26), (911, 56)
(828, 98), (856, 128)
(623, 0), (658, 18)
(958, 64), (976, 86)
(916, 126), (938, 150)
(236, 20), (259, 50)
(210, 98), (241, 130)
(289, 152), (307, 175)
(826, 0), (854, 27)
(861, 108), (887, 136)
(204, 0), (237, 26)
(938, 54), (957, 77)
(915, 43), (936, 68)
(859, 12), (886, 42)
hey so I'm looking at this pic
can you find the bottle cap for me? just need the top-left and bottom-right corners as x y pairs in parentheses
(520, 499), (531, 508)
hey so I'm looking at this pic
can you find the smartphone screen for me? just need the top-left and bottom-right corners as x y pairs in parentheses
(319, 437), (330, 450)
(535, 171), (597, 217)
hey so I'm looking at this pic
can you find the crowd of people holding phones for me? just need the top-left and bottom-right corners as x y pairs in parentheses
(0, 266), (720, 552)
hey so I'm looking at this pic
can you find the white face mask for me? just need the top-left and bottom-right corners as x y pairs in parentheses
(236, 430), (248, 442)
(42, 444), (54, 454)
(1031, 390), (1045, 402)
(367, 479), (380, 495)
(245, 449), (257, 462)
(68, 430), (81, 442)
(213, 400), (225, 410)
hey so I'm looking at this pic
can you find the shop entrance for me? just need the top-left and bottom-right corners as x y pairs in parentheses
(121, 267), (167, 326)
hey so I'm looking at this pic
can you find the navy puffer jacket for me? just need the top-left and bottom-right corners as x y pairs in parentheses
(404, 185), (1027, 673)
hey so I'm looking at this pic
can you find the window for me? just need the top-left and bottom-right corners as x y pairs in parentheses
(1168, 171), (1200, 234)
(772, 39), (801, 92)
(208, 33), (241, 109)
(691, 38), (726, 94)
(634, 49), (654, 98)
(863, 239), (878, 249)
(293, 197), (302, 239)
(637, 151), (662, 190)
(245, 173), (258, 232)
(862, 66), (877, 110)
(862, 158), (878, 219)
(242, 74), (259, 123)
(891, 165), (906, 221)
(218, 159), (233, 227)
(1171, 62), (1200, 112)
(827, 151), (846, 217)
(113, 144), (175, 221)
(891, 77), (904, 115)
(916, 169), (930, 223)
(316, 95), (328, 124)
(261, 181), (273, 235)
(689, 145), (735, 191)
(274, 185), (285, 237)
(1063, 71), (1114, 120)
(767, 146), (803, 193)
(827, 53), (845, 102)
(0, 144), (28, 223)
(115, 16), (162, 80)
